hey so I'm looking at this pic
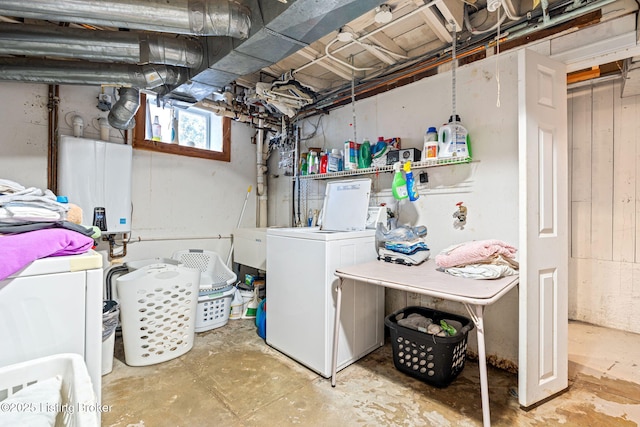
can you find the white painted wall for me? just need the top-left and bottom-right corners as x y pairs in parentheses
(568, 79), (640, 334)
(4, 47), (638, 365)
(0, 82), (257, 272)
(268, 50), (522, 365)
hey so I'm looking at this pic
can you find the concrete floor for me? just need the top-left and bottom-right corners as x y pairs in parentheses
(102, 320), (640, 427)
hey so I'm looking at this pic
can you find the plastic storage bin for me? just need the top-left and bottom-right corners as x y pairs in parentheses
(385, 306), (474, 387)
(116, 263), (199, 366)
(171, 249), (237, 332)
(0, 353), (99, 427)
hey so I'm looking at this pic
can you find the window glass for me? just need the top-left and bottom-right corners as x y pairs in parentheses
(133, 93), (230, 162)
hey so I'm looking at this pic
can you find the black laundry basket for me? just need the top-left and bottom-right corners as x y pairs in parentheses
(385, 306), (474, 387)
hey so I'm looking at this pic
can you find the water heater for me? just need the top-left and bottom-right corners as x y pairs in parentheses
(58, 135), (132, 234)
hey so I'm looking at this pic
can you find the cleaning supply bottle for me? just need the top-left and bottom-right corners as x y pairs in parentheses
(358, 138), (372, 169)
(299, 153), (308, 176)
(438, 115), (470, 159)
(327, 148), (342, 172)
(319, 151), (328, 174)
(307, 150), (318, 174)
(403, 161), (419, 201)
(391, 162), (408, 200)
(421, 127), (438, 161)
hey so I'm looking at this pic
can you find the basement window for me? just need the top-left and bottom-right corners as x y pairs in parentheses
(133, 93), (230, 162)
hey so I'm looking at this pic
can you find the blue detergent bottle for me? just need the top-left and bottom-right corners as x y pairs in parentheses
(403, 161), (419, 201)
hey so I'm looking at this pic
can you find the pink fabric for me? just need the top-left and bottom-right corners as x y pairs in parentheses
(435, 239), (517, 268)
(0, 228), (94, 280)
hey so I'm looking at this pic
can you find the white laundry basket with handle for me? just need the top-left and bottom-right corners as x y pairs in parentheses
(0, 353), (99, 427)
(116, 263), (200, 366)
(171, 249), (237, 332)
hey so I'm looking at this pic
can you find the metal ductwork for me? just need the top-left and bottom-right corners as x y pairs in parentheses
(170, 0), (388, 102)
(0, 58), (189, 89)
(0, 0), (386, 106)
(0, 0), (251, 38)
(0, 23), (204, 68)
(108, 87), (140, 130)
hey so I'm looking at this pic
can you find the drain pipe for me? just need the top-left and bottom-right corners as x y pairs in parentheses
(256, 118), (268, 228)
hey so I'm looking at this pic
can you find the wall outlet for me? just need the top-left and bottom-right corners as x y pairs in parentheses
(419, 172), (428, 183)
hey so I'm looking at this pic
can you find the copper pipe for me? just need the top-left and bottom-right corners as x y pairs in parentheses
(47, 84), (59, 193)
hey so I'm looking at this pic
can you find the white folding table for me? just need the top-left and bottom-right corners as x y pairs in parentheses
(332, 259), (519, 427)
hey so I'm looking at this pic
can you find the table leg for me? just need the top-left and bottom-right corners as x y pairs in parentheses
(465, 303), (490, 427)
(331, 277), (344, 387)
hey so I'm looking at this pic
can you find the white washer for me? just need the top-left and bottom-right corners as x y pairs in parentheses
(266, 227), (384, 377)
(0, 250), (103, 403)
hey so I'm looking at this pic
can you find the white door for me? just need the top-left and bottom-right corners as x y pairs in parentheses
(518, 48), (569, 407)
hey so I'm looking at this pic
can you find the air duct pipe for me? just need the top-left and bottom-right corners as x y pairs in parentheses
(0, 23), (204, 68)
(256, 118), (268, 228)
(108, 87), (140, 130)
(0, 58), (188, 88)
(0, 0), (251, 38)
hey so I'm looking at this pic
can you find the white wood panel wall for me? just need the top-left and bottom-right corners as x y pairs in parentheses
(569, 79), (640, 334)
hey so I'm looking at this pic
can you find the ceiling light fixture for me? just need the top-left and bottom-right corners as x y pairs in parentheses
(374, 4), (393, 24)
(337, 27), (355, 42)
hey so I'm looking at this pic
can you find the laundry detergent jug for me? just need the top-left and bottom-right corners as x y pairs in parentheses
(438, 115), (470, 159)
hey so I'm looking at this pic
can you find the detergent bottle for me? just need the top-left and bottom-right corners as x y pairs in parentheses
(403, 161), (419, 201)
(421, 127), (438, 160)
(358, 138), (372, 169)
(391, 162), (408, 200)
(438, 115), (470, 159)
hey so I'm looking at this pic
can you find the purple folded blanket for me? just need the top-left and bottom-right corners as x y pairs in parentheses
(0, 228), (94, 280)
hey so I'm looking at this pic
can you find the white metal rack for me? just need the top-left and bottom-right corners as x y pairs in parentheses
(294, 156), (472, 180)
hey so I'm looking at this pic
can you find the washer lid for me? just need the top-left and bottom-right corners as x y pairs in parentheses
(320, 178), (371, 232)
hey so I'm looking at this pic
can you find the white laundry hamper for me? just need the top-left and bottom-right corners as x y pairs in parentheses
(0, 353), (99, 427)
(116, 263), (200, 366)
(171, 250), (237, 332)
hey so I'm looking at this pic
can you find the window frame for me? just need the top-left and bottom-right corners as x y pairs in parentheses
(133, 93), (231, 162)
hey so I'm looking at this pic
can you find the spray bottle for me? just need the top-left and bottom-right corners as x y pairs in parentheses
(403, 161), (419, 201)
(391, 162), (408, 200)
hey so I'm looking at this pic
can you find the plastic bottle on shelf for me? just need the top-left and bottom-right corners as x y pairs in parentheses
(358, 138), (372, 169)
(421, 127), (438, 161)
(319, 151), (328, 173)
(327, 148), (342, 173)
(152, 115), (162, 141)
(438, 115), (470, 159)
(307, 150), (319, 174)
(404, 161), (419, 201)
(299, 153), (308, 176)
(391, 162), (408, 200)
(374, 136), (386, 154)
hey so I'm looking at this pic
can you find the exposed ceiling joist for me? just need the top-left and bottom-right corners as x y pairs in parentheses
(415, 0), (452, 43)
(296, 46), (356, 81)
(437, 0), (465, 33)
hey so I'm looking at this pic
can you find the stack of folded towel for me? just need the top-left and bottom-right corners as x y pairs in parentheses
(0, 179), (69, 223)
(435, 239), (519, 279)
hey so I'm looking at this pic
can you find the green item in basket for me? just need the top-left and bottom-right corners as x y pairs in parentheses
(440, 320), (457, 336)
